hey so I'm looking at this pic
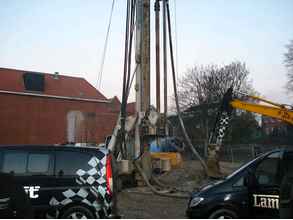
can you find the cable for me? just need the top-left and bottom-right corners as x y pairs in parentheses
(166, 1), (208, 174)
(126, 64), (138, 100)
(173, 0), (179, 82)
(97, 0), (115, 89)
(120, 0), (131, 159)
(121, 0), (137, 159)
(125, 0), (137, 102)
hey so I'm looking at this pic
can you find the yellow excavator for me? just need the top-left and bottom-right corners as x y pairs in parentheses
(207, 88), (293, 178)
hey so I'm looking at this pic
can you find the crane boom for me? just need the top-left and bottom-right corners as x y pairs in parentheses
(230, 99), (293, 125)
(210, 88), (293, 147)
(207, 88), (292, 178)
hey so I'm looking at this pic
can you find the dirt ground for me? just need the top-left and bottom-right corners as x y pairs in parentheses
(117, 160), (241, 219)
(117, 190), (188, 219)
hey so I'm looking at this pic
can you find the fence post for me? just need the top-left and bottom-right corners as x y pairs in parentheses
(230, 147), (234, 164)
(204, 141), (208, 159)
(251, 145), (255, 159)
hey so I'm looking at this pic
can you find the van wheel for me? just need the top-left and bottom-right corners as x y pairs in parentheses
(61, 206), (95, 219)
(209, 208), (238, 219)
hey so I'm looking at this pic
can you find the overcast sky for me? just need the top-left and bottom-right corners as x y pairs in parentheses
(1, 0), (293, 106)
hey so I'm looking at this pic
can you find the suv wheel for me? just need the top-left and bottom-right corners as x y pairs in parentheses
(209, 208), (238, 219)
(61, 206), (95, 219)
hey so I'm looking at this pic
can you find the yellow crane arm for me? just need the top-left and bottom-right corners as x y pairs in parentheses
(209, 87), (293, 147)
(230, 99), (293, 125)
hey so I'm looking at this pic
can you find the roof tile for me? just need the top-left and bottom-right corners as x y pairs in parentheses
(0, 67), (107, 100)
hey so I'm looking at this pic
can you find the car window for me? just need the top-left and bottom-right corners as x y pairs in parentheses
(28, 153), (50, 173)
(2, 152), (27, 174)
(0, 152), (2, 167)
(255, 152), (281, 186)
(283, 152), (293, 177)
(56, 151), (93, 176)
(233, 176), (244, 187)
(226, 156), (259, 180)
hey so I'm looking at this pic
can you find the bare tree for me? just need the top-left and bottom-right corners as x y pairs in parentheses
(171, 62), (256, 153)
(170, 62), (259, 177)
(177, 61), (254, 111)
(285, 40), (293, 92)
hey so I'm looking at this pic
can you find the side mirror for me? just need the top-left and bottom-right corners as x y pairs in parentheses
(58, 170), (64, 177)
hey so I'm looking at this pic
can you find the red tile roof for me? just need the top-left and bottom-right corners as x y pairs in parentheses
(0, 67), (107, 100)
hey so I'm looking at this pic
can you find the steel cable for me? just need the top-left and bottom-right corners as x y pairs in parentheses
(166, 0), (208, 174)
(97, 0), (116, 89)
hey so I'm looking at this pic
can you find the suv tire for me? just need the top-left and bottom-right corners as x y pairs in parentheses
(61, 205), (95, 219)
(209, 208), (238, 219)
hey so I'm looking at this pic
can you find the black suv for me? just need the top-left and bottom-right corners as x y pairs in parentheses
(0, 145), (114, 218)
(187, 148), (293, 218)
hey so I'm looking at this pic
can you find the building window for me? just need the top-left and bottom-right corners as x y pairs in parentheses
(67, 111), (84, 143)
(23, 72), (45, 92)
(67, 111), (97, 143)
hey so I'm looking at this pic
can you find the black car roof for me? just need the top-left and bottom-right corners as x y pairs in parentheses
(254, 147), (293, 161)
(0, 144), (107, 153)
(269, 147), (293, 153)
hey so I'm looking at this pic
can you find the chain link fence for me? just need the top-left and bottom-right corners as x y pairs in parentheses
(182, 142), (293, 164)
(220, 144), (293, 163)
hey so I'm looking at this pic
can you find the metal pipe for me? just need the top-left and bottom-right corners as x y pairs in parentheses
(162, 0), (168, 134)
(155, 0), (161, 113)
(142, 0), (151, 111)
(134, 0), (143, 159)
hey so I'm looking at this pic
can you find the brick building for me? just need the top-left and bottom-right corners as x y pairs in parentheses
(0, 67), (120, 145)
(261, 115), (287, 135)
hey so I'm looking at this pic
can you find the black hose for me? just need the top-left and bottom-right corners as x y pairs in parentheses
(125, 0), (137, 96)
(120, 0), (137, 159)
(120, 0), (131, 158)
(134, 160), (190, 198)
(166, 1), (208, 174)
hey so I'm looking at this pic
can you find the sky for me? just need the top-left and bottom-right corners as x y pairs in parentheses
(1, 0), (293, 106)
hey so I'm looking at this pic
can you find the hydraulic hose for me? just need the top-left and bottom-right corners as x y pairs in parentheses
(120, 0), (131, 158)
(134, 160), (190, 198)
(121, 0), (137, 159)
(166, 1), (208, 174)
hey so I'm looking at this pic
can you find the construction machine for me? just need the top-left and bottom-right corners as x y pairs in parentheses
(106, 0), (177, 187)
(105, 0), (204, 198)
(207, 87), (293, 178)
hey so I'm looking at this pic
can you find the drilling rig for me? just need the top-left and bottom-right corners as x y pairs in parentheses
(106, 0), (207, 188)
(107, 0), (169, 184)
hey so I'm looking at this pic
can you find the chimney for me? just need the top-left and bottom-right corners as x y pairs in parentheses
(53, 71), (59, 79)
